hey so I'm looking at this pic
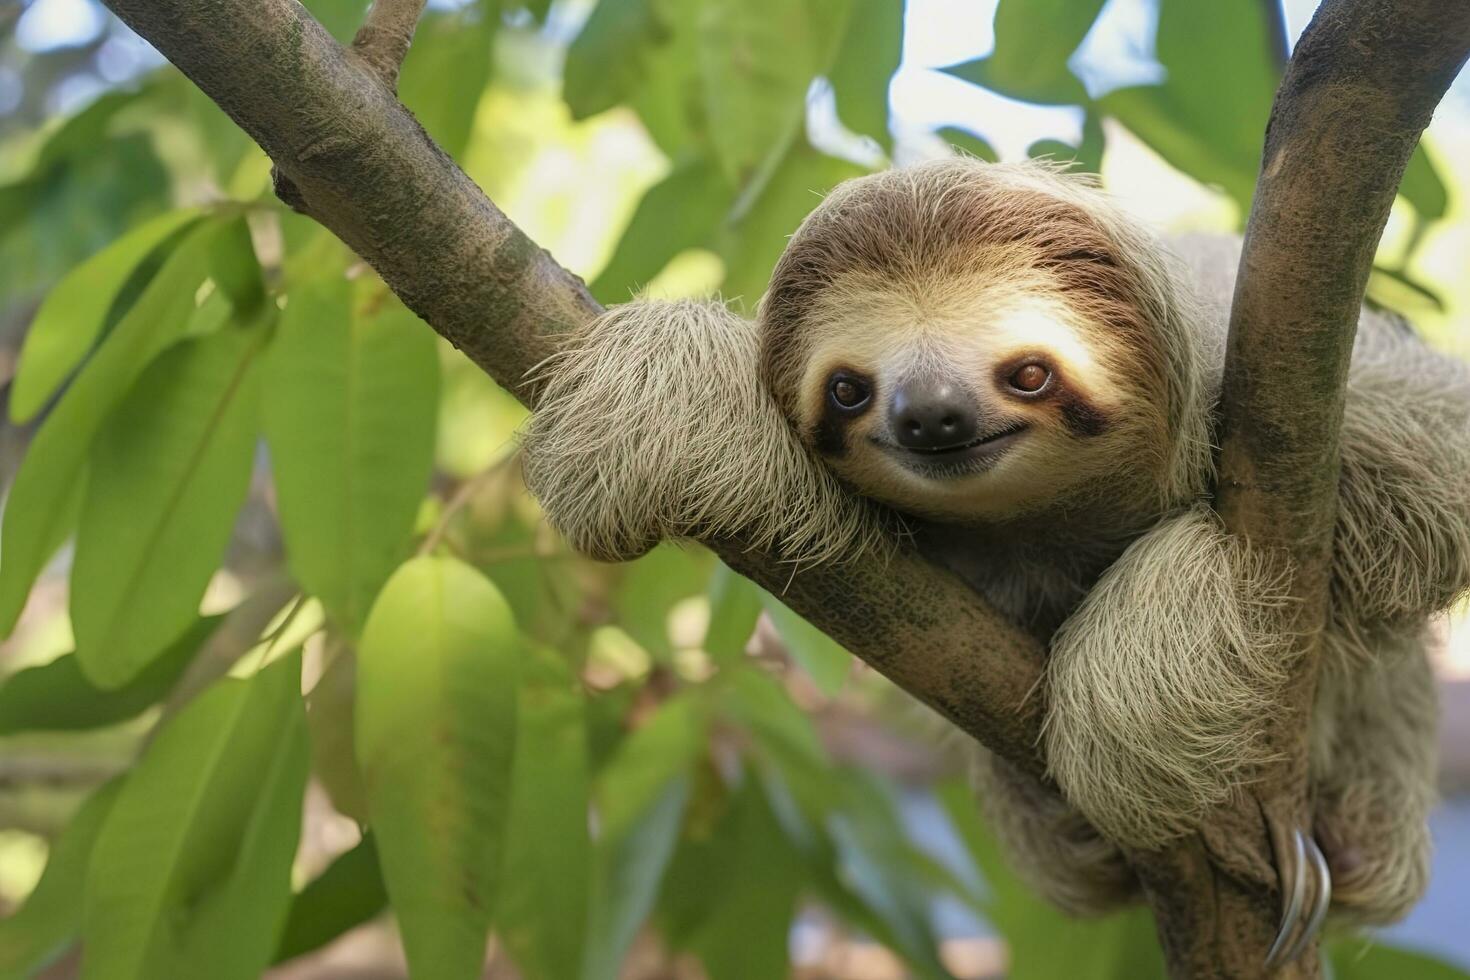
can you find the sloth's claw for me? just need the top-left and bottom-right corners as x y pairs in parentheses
(1265, 828), (1332, 971)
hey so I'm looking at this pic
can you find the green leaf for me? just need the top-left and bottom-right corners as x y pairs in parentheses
(305, 646), (371, 822)
(1400, 143), (1449, 222)
(700, 0), (826, 185)
(581, 696), (707, 977)
(1327, 940), (1470, 980)
(703, 565), (762, 665)
(761, 592), (852, 695)
(274, 835), (388, 964)
(265, 280), (439, 635)
(584, 777), (691, 980)
(0, 617), (220, 735)
(935, 780), (1165, 980)
(10, 208), (205, 424)
(590, 156), (736, 304)
(356, 556), (521, 980)
(0, 220), (219, 638)
(72, 323), (266, 688)
(0, 781), (122, 980)
(207, 215), (265, 314)
(82, 654), (309, 980)
(613, 545), (714, 659)
(827, 0), (902, 150)
(497, 646), (591, 980)
(669, 781), (803, 980)
(565, 0), (672, 120)
(629, 0), (706, 158)
(943, 0), (1105, 106)
(1102, 1), (1278, 211)
(397, 8), (498, 158)
(719, 139), (865, 306)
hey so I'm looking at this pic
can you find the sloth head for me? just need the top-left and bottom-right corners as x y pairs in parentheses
(758, 158), (1208, 525)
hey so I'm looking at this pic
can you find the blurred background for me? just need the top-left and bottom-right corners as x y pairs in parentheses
(0, 0), (1467, 977)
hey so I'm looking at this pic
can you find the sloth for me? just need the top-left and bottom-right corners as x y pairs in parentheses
(523, 158), (1470, 928)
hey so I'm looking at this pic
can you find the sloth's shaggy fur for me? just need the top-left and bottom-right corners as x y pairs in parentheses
(1044, 506), (1296, 850)
(522, 158), (1470, 925)
(522, 299), (889, 564)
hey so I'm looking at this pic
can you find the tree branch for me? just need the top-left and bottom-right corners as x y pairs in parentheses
(1143, 2), (1470, 975)
(98, 0), (1050, 776)
(352, 0), (428, 91)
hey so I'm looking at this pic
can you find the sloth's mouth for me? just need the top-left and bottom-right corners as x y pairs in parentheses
(873, 423), (1029, 477)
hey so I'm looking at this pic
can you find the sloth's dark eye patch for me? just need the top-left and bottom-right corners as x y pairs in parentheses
(829, 373), (872, 412)
(1009, 363), (1051, 394)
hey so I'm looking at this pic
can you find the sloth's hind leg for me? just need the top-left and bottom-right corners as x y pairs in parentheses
(1312, 629), (1438, 925)
(971, 750), (1138, 915)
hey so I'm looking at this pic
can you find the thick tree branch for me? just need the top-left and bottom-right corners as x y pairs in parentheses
(99, 0), (1050, 776)
(1145, 2), (1470, 975)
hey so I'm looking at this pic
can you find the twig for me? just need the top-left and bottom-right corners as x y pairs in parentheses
(351, 0), (428, 91)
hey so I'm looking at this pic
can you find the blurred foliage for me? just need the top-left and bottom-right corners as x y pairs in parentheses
(0, 0), (1465, 978)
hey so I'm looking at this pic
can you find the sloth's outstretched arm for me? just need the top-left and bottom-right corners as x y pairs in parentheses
(1044, 506), (1295, 850)
(521, 299), (887, 564)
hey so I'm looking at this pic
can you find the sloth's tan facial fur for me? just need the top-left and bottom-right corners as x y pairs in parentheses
(786, 270), (1140, 522)
(761, 163), (1181, 524)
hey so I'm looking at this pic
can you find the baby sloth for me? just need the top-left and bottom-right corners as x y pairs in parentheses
(524, 159), (1470, 930)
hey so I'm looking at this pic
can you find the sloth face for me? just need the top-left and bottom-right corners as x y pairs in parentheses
(784, 273), (1143, 522)
(759, 159), (1184, 525)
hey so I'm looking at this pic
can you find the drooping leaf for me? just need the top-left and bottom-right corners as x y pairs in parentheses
(1103, 1), (1278, 211)
(761, 592), (852, 696)
(613, 545), (714, 659)
(305, 645), (370, 822)
(206, 215), (266, 314)
(0, 781), (122, 980)
(356, 556), (521, 980)
(497, 646), (591, 980)
(827, 0), (903, 151)
(264, 280), (439, 635)
(665, 780), (803, 980)
(397, 7), (499, 158)
(590, 156), (736, 304)
(629, 0), (706, 158)
(0, 220), (219, 638)
(936, 780), (1165, 980)
(582, 696), (707, 978)
(583, 778), (692, 980)
(699, 0), (827, 186)
(564, 0), (672, 120)
(9, 208), (205, 424)
(82, 654), (309, 980)
(71, 322), (266, 688)
(273, 835), (388, 964)
(702, 564), (762, 665)
(0, 617), (221, 735)
(942, 0), (1105, 106)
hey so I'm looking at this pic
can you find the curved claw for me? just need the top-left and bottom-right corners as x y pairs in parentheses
(1265, 829), (1308, 971)
(1264, 828), (1333, 972)
(1282, 835), (1333, 965)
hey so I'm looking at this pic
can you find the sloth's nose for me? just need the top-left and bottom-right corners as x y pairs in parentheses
(889, 380), (979, 451)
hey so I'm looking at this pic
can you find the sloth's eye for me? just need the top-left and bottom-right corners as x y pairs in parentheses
(1009, 363), (1051, 393)
(829, 375), (871, 411)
